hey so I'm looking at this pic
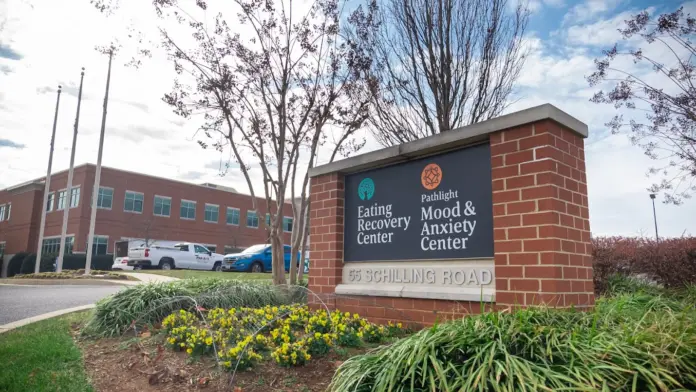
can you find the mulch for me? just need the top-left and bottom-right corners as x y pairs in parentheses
(76, 326), (364, 392)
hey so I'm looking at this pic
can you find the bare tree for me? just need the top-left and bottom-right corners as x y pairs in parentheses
(92, 0), (377, 285)
(365, 0), (529, 146)
(588, 7), (696, 205)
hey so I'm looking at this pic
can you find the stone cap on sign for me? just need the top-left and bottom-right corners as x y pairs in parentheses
(309, 103), (588, 177)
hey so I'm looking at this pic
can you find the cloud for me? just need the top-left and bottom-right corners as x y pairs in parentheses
(178, 170), (205, 181)
(0, 44), (21, 60)
(564, 7), (656, 46)
(563, 0), (624, 25)
(509, 0), (563, 14)
(0, 138), (25, 149)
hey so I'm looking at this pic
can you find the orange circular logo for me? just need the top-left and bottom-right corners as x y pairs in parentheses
(421, 163), (442, 190)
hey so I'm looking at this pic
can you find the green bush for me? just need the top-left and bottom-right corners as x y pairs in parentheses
(330, 291), (696, 392)
(82, 278), (306, 337)
(61, 254), (113, 271)
(6, 252), (28, 277)
(19, 254), (54, 274)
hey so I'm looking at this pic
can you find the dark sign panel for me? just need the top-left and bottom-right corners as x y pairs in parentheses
(344, 143), (494, 262)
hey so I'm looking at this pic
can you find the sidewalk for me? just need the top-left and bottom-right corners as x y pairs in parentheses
(118, 272), (180, 283)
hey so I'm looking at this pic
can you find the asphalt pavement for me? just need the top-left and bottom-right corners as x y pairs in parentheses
(0, 284), (124, 325)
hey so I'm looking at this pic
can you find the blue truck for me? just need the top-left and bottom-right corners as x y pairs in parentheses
(221, 244), (308, 273)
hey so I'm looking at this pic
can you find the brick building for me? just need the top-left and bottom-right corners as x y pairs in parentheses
(0, 164), (293, 276)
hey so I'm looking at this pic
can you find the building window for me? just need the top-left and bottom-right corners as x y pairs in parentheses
(154, 196), (171, 217)
(283, 217), (293, 232)
(5, 203), (10, 221)
(266, 213), (271, 227)
(90, 236), (109, 255)
(204, 204), (219, 223)
(97, 187), (113, 209)
(47, 192), (55, 212)
(180, 200), (196, 220)
(42, 236), (74, 256)
(124, 191), (144, 213)
(70, 187), (80, 208)
(0, 205), (5, 221)
(226, 207), (240, 225)
(57, 190), (67, 210)
(246, 210), (259, 228)
(207, 245), (217, 253)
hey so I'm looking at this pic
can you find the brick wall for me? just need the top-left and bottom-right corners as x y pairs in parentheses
(490, 120), (594, 308)
(308, 118), (594, 326)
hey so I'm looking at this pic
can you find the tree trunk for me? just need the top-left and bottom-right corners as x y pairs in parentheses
(296, 202), (310, 283)
(271, 233), (286, 285)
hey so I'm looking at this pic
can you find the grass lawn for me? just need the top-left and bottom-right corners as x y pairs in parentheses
(131, 269), (274, 280)
(0, 311), (93, 392)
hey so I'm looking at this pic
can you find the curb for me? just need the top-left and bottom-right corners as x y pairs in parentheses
(0, 279), (135, 286)
(0, 304), (95, 334)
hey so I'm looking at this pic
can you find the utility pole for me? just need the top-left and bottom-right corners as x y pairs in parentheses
(35, 86), (62, 274)
(56, 68), (85, 273)
(649, 193), (659, 241)
(85, 51), (114, 274)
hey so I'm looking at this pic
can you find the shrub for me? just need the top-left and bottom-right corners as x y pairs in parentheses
(593, 236), (696, 293)
(18, 254), (54, 274)
(61, 254), (113, 271)
(6, 252), (28, 277)
(330, 292), (696, 392)
(82, 279), (307, 337)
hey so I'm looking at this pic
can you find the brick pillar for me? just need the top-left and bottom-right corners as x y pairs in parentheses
(308, 173), (345, 307)
(491, 120), (594, 308)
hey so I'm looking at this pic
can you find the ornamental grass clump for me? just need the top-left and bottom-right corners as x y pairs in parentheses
(330, 292), (696, 392)
(82, 279), (304, 337)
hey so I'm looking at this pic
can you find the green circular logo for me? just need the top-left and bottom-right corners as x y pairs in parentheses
(358, 178), (375, 201)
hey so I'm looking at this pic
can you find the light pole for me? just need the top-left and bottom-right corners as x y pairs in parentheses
(649, 193), (659, 241)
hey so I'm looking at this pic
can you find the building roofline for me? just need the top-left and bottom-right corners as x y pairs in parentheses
(1, 163), (293, 205)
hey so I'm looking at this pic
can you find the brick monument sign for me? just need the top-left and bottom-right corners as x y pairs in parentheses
(308, 104), (594, 325)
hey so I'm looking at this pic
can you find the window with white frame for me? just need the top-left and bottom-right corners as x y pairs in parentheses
(57, 190), (67, 210)
(89, 236), (109, 255)
(204, 204), (219, 223)
(246, 210), (259, 228)
(226, 207), (240, 225)
(97, 187), (113, 209)
(0, 205), (5, 221)
(69, 187), (80, 208)
(154, 196), (171, 217)
(47, 192), (55, 212)
(180, 200), (196, 220)
(5, 203), (10, 220)
(124, 191), (144, 213)
(42, 236), (74, 256)
(283, 216), (293, 232)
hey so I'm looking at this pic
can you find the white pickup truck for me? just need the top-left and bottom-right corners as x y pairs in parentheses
(127, 242), (225, 271)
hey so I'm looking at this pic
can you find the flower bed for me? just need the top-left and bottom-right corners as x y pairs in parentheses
(161, 305), (407, 370)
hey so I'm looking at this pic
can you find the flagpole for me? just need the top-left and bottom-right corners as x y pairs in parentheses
(35, 86), (62, 274)
(85, 51), (113, 275)
(56, 68), (85, 273)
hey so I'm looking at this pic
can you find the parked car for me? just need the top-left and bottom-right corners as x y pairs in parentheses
(111, 257), (134, 271)
(222, 244), (302, 273)
(128, 242), (225, 271)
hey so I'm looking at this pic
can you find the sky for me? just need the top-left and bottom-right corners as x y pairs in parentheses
(0, 0), (693, 238)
